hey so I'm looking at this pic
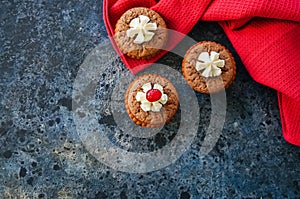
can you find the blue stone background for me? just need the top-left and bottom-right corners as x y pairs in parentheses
(0, 0), (300, 198)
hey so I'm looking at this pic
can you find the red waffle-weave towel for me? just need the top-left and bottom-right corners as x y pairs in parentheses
(103, 0), (300, 146)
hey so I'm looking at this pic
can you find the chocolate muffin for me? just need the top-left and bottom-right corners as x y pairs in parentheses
(125, 74), (179, 128)
(182, 41), (236, 94)
(114, 7), (168, 59)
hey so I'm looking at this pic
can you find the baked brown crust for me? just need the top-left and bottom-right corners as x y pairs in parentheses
(114, 7), (167, 59)
(125, 74), (179, 128)
(182, 41), (236, 94)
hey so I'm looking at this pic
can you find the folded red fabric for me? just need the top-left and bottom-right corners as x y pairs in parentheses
(103, 0), (300, 146)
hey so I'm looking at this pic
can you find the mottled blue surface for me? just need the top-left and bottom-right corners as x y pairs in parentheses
(1, 1), (300, 198)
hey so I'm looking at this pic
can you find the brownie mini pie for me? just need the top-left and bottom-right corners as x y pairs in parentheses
(125, 74), (179, 128)
(182, 41), (236, 94)
(114, 7), (168, 59)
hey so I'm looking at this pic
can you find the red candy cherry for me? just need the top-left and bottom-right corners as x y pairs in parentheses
(146, 89), (162, 102)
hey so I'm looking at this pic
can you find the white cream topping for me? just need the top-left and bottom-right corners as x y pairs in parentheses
(195, 51), (225, 77)
(126, 15), (157, 44)
(135, 83), (168, 112)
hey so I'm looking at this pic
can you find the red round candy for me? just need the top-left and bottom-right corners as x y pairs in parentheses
(146, 89), (162, 102)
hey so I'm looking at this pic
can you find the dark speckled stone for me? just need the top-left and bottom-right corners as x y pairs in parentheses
(1, 1), (300, 198)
